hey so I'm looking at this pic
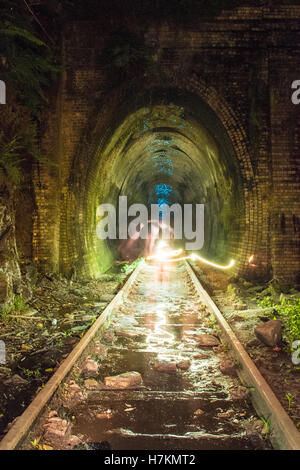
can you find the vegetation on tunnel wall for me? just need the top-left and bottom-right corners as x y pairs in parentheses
(0, 103), (39, 185)
(0, 0), (60, 186)
(0, 0), (61, 306)
(98, 31), (158, 90)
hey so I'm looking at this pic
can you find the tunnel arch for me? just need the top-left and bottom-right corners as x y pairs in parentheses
(61, 83), (262, 279)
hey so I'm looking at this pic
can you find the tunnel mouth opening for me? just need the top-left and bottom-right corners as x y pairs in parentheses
(67, 86), (257, 279)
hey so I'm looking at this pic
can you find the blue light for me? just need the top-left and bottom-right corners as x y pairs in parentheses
(155, 184), (173, 197)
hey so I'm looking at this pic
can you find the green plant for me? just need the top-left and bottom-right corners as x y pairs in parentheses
(226, 283), (240, 302)
(62, 330), (72, 338)
(257, 296), (273, 309)
(206, 316), (217, 329)
(256, 295), (300, 344)
(99, 31), (157, 89)
(0, 304), (11, 322)
(0, 134), (24, 184)
(277, 299), (300, 344)
(260, 416), (271, 436)
(121, 257), (143, 275)
(0, 99), (56, 186)
(11, 295), (27, 312)
(0, 295), (27, 321)
(0, 1), (60, 112)
(21, 368), (41, 378)
(286, 393), (293, 410)
(0, 1), (60, 186)
(30, 438), (42, 450)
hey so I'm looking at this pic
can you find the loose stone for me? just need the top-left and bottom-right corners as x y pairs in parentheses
(105, 371), (143, 389)
(153, 362), (177, 373)
(81, 358), (99, 378)
(254, 320), (282, 347)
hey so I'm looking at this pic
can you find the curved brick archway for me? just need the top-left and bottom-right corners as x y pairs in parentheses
(183, 75), (265, 273)
(53, 82), (266, 280)
(30, 9), (300, 286)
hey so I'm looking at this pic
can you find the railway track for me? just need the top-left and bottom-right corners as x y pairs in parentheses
(0, 259), (300, 450)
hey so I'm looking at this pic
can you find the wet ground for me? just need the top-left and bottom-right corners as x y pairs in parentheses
(193, 264), (300, 431)
(21, 261), (270, 450)
(0, 265), (130, 437)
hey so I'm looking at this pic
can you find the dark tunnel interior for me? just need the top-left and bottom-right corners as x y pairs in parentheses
(79, 89), (244, 276)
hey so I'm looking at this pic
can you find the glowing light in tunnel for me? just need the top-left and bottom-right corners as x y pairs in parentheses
(155, 183), (173, 198)
(248, 254), (257, 268)
(146, 240), (183, 262)
(190, 253), (235, 270)
(157, 197), (170, 207)
(147, 184), (175, 214)
(146, 241), (235, 270)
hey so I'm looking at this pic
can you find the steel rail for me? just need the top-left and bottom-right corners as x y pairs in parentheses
(1, 258), (300, 450)
(0, 260), (145, 450)
(185, 260), (300, 450)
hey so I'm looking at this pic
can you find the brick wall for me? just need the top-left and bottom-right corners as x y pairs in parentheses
(33, 4), (300, 285)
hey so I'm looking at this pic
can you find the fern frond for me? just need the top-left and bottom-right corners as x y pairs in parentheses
(0, 21), (46, 47)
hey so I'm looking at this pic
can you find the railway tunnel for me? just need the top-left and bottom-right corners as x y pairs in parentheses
(66, 88), (246, 277)
(36, 81), (266, 284)
(0, 0), (300, 453)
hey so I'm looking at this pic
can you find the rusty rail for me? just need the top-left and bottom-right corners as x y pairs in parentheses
(0, 260), (145, 450)
(1, 258), (300, 450)
(185, 260), (300, 450)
